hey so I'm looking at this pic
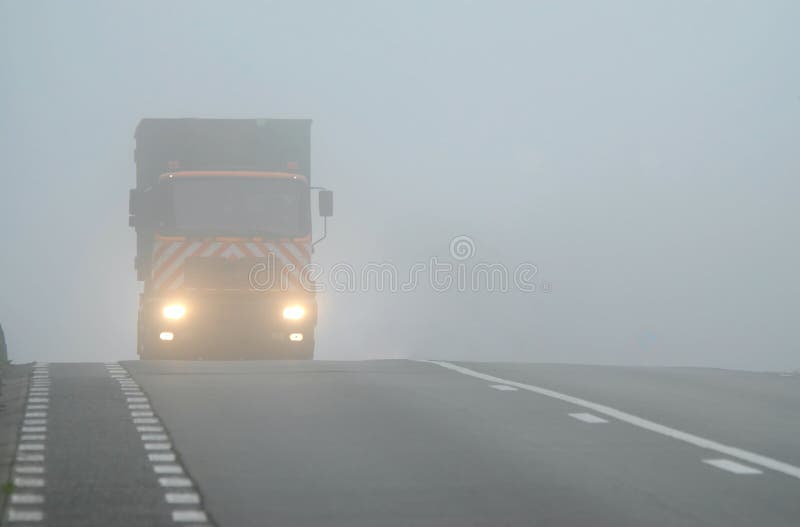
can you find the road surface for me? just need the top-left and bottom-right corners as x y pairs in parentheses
(3, 359), (800, 526)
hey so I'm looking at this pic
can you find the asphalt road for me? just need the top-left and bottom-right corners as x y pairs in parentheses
(4, 360), (800, 526)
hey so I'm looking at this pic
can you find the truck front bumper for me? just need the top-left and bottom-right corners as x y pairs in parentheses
(139, 291), (316, 359)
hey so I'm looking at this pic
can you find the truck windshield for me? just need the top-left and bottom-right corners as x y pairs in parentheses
(165, 176), (309, 237)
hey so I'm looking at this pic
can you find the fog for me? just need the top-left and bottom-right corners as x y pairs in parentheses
(1, 1), (798, 370)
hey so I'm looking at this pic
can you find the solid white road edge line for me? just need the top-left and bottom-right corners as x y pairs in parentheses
(420, 360), (800, 480)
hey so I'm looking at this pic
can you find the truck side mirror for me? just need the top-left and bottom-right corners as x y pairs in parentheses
(319, 190), (334, 217)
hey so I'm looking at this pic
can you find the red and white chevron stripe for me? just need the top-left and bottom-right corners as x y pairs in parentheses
(150, 237), (311, 291)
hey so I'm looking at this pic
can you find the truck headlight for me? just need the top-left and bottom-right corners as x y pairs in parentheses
(162, 304), (187, 320)
(282, 305), (305, 320)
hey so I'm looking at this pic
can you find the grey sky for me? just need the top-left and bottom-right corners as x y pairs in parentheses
(1, 1), (798, 369)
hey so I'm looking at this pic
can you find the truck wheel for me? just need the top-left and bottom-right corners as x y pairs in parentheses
(138, 339), (157, 360)
(292, 339), (315, 360)
(137, 319), (165, 360)
(137, 319), (148, 359)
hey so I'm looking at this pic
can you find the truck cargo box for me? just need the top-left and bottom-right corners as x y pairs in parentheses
(134, 118), (312, 188)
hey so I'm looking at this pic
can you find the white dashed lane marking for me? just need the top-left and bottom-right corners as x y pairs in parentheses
(107, 363), (213, 525)
(422, 360), (800, 481)
(10, 494), (45, 505)
(165, 492), (200, 504)
(142, 434), (169, 441)
(15, 466), (45, 475)
(13, 476), (45, 488)
(489, 384), (518, 391)
(17, 453), (44, 463)
(154, 465), (184, 474)
(144, 442), (172, 451)
(138, 426), (164, 432)
(20, 435), (47, 442)
(22, 427), (46, 433)
(569, 412), (610, 424)
(7, 509), (44, 522)
(159, 477), (194, 488)
(150, 453), (177, 463)
(18, 443), (45, 451)
(703, 459), (763, 475)
(8, 364), (49, 520)
(172, 509), (208, 523)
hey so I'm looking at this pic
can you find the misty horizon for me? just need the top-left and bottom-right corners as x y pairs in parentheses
(1, 1), (798, 370)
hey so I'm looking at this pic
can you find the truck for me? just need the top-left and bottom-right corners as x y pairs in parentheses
(128, 118), (333, 359)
